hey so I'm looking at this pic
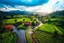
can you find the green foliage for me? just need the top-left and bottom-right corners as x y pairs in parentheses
(49, 10), (64, 17)
(14, 19), (17, 22)
(11, 33), (16, 43)
(3, 18), (31, 25)
(48, 19), (51, 23)
(25, 28), (32, 43)
(33, 24), (63, 35)
(23, 19), (25, 21)
(0, 32), (16, 43)
(31, 21), (36, 26)
(18, 25), (27, 30)
(33, 31), (64, 43)
(53, 30), (58, 38)
(0, 16), (4, 34)
(11, 15), (13, 18)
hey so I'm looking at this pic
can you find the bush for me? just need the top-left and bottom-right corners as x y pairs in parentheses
(18, 25), (27, 30)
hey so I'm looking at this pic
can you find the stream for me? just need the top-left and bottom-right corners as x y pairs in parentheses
(12, 26), (26, 43)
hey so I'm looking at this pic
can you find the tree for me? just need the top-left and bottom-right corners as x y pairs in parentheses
(48, 19), (51, 23)
(14, 19), (17, 22)
(41, 19), (45, 23)
(0, 16), (4, 34)
(11, 15), (13, 18)
(0, 16), (5, 42)
(35, 14), (39, 18)
(31, 21), (36, 26)
(23, 19), (25, 22)
(3, 16), (6, 19)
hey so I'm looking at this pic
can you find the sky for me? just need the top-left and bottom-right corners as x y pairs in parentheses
(0, 0), (64, 13)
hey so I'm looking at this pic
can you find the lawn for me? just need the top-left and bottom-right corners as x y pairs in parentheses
(33, 24), (63, 35)
(3, 18), (31, 24)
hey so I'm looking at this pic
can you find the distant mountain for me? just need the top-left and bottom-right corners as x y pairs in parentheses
(1, 10), (64, 16)
(33, 12), (49, 16)
(0, 10), (32, 16)
(49, 10), (64, 17)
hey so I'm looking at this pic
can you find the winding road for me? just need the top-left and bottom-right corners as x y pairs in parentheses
(29, 19), (43, 34)
(28, 19), (43, 43)
(12, 26), (26, 43)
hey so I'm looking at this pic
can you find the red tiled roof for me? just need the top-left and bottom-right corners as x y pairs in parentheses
(25, 22), (30, 26)
(3, 25), (13, 30)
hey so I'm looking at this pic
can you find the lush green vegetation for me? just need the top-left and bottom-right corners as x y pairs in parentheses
(0, 32), (16, 43)
(18, 25), (27, 30)
(0, 10), (64, 43)
(32, 10), (64, 43)
(25, 28), (32, 43)
(11, 33), (16, 43)
(33, 31), (64, 43)
(3, 18), (31, 24)
(34, 24), (63, 35)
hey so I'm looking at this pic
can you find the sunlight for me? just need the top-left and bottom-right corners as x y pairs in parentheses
(28, 0), (32, 2)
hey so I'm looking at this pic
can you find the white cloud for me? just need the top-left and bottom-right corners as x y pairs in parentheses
(0, 5), (19, 12)
(0, 0), (64, 13)
(53, 0), (64, 11)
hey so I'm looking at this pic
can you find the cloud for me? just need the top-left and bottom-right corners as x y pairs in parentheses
(0, 0), (48, 6)
(0, 5), (41, 12)
(0, 0), (64, 13)
(53, 0), (64, 11)
(33, 0), (64, 13)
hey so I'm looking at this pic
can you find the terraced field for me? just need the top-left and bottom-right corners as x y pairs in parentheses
(33, 23), (64, 43)
(33, 31), (64, 43)
(34, 24), (63, 35)
(0, 32), (16, 43)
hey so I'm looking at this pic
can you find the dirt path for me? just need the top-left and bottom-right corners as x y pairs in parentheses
(28, 19), (43, 43)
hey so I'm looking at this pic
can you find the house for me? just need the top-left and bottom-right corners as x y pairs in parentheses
(3, 25), (13, 31)
(25, 22), (31, 26)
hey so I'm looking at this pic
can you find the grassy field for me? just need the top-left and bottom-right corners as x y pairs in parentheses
(43, 16), (64, 32)
(0, 32), (16, 43)
(33, 24), (63, 35)
(44, 16), (64, 22)
(3, 18), (31, 24)
(2, 15), (64, 43)
(25, 28), (32, 43)
(33, 31), (64, 43)
(33, 23), (64, 43)
(18, 25), (27, 30)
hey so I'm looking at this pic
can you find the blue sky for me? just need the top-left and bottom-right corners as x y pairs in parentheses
(0, 0), (48, 6)
(0, 0), (64, 13)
